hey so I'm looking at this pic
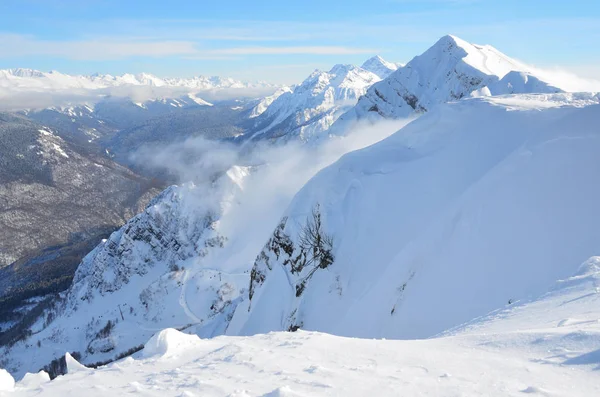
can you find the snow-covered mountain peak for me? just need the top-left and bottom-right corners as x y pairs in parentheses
(0, 68), (279, 98)
(6, 68), (47, 78)
(426, 34), (530, 79)
(327, 63), (355, 75)
(331, 35), (571, 127)
(245, 63), (380, 142)
(408, 34), (527, 83)
(361, 55), (400, 78)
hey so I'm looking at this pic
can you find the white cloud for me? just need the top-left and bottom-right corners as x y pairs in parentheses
(0, 34), (197, 60)
(0, 33), (376, 61)
(200, 46), (377, 56)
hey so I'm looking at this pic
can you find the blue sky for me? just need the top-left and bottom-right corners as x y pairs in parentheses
(0, 0), (598, 84)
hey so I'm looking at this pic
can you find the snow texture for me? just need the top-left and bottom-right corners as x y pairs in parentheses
(0, 369), (14, 392)
(3, 258), (600, 395)
(64, 353), (88, 374)
(142, 328), (201, 358)
(237, 93), (600, 338)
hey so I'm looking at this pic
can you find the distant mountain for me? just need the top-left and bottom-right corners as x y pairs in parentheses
(0, 68), (276, 92)
(361, 55), (402, 79)
(334, 35), (565, 127)
(244, 64), (380, 142)
(22, 94), (215, 150)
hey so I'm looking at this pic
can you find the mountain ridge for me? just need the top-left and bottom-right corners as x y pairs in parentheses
(331, 35), (568, 130)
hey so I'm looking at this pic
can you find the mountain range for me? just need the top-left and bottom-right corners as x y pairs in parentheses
(0, 68), (275, 92)
(242, 62), (382, 142)
(1, 35), (599, 394)
(332, 35), (568, 130)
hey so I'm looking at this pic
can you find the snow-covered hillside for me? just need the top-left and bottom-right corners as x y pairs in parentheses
(0, 118), (405, 379)
(3, 255), (600, 396)
(247, 87), (294, 119)
(333, 35), (569, 128)
(245, 63), (381, 142)
(233, 93), (600, 339)
(0, 170), (250, 378)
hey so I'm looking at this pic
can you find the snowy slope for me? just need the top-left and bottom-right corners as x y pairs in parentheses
(484, 71), (563, 96)
(4, 256), (600, 395)
(234, 93), (600, 339)
(245, 64), (380, 142)
(360, 55), (401, 79)
(0, 170), (251, 379)
(333, 35), (566, 128)
(247, 86), (293, 119)
(0, 117), (403, 378)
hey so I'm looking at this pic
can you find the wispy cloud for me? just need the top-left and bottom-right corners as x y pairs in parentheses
(199, 46), (377, 56)
(0, 34), (198, 60)
(0, 33), (375, 61)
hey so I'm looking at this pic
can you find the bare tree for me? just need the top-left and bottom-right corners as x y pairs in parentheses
(294, 204), (334, 297)
(298, 204), (334, 270)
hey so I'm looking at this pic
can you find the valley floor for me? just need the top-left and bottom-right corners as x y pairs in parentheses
(3, 258), (599, 396)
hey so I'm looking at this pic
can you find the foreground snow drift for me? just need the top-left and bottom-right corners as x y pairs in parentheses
(237, 93), (600, 339)
(5, 257), (600, 396)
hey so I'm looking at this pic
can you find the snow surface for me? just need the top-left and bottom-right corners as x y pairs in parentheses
(236, 93), (600, 339)
(141, 328), (200, 358)
(4, 258), (600, 395)
(65, 353), (89, 375)
(0, 369), (14, 392)
(15, 372), (50, 390)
